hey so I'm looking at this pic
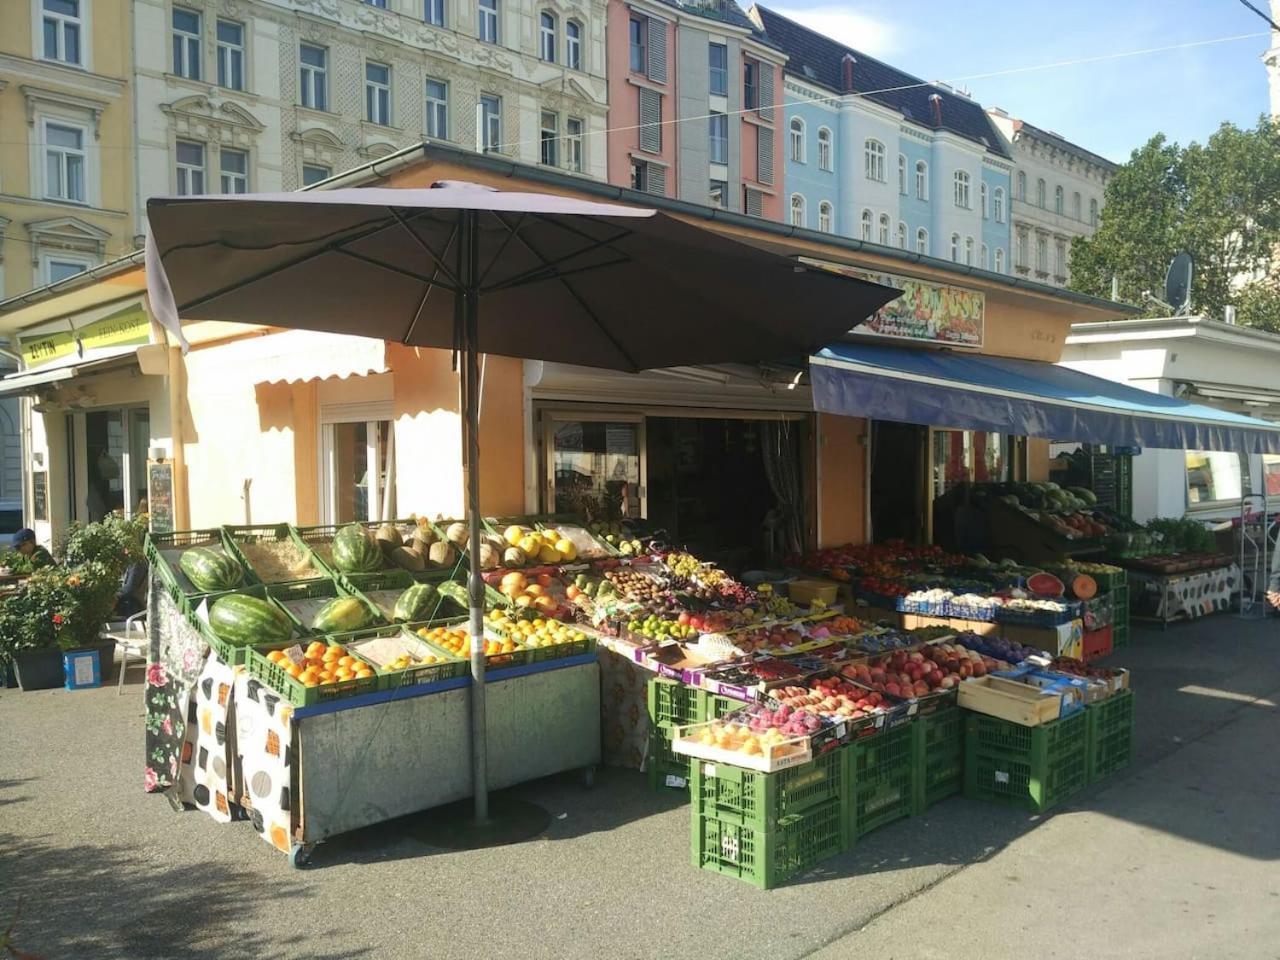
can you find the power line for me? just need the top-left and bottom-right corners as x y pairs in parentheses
(1233, 0), (1280, 34)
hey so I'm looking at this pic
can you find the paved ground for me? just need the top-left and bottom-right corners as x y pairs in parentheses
(2, 616), (1278, 960)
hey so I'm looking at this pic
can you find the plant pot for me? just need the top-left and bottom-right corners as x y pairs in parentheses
(12, 648), (65, 691)
(3, 660), (16, 688)
(91, 640), (116, 682)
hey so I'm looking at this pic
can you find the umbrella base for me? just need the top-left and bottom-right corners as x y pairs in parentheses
(411, 794), (550, 850)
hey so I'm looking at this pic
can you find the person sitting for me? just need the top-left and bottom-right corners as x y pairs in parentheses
(12, 528), (55, 570)
(115, 558), (148, 618)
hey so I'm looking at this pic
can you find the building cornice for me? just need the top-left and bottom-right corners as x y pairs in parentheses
(0, 53), (125, 98)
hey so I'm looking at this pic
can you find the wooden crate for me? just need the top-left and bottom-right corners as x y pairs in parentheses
(957, 675), (1067, 727)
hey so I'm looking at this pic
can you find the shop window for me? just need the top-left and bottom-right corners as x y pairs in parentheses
(81, 407), (149, 522)
(323, 420), (396, 523)
(1185, 451), (1246, 506)
(1264, 455), (1280, 497)
(548, 418), (642, 520)
(932, 429), (1010, 498)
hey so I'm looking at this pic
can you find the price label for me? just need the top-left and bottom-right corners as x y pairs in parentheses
(282, 644), (307, 668)
(664, 775), (687, 789)
(994, 770), (1010, 785)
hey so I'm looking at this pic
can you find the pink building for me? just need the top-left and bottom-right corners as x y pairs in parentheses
(606, 0), (785, 220)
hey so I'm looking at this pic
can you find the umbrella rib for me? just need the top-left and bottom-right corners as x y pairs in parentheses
(333, 247), (459, 293)
(483, 256), (632, 294)
(403, 220), (460, 345)
(477, 212), (528, 287)
(478, 228), (638, 295)
(490, 212), (640, 372)
(390, 208), (461, 289)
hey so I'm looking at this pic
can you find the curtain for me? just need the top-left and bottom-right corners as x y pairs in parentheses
(760, 421), (803, 560)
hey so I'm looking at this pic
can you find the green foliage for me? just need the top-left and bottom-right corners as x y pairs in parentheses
(0, 549), (38, 576)
(1144, 516), (1217, 554)
(59, 513), (147, 582)
(1069, 118), (1280, 328)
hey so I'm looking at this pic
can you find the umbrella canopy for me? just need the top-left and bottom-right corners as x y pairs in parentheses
(144, 182), (900, 371)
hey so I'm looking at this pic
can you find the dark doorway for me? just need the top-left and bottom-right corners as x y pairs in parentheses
(870, 421), (926, 543)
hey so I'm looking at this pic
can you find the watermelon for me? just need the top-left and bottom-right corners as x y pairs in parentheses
(332, 524), (383, 573)
(209, 593), (292, 646)
(392, 582), (438, 622)
(310, 596), (374, 633)
(1027, 571), (1066, 598)
(1067, 573), (1098, 600)
(179, 546), (243, 592)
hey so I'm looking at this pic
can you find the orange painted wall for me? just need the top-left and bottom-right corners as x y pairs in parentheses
(817, 413), (866, 546)
(1027, 438), (1051, 483)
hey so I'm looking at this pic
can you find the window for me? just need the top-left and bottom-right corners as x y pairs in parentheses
(933, 430), (1011, 496)
(1072, 191), (1082, 220)
(219, 147), (248, 193)
(565, 117), (584, 172)
(993, 186), (1005, 223)
(864, 139), (885, 182)
(915, 160), (928, 200)
(1035, 234), (1048, 272)
(1264, 455), (1280, 497)
(1090, 198), (1099, 226)
(860, 209), (872, 241)
(425, 0), (444, 25)
(539, 110), (558, 166)
(980, 243), (988, 269)
(1036, 178), (1046, 208)
(365, 62), (391, 125)
(789, 194), (805, 228)
(566, 20), (581, 70)
(638, 87), (661, 152)
(789, 118), (804, 163)
(980, 181), (988, 219)
(953, 170), (971, 208)
(709, 179), (727, 208)
(744, 187), (763, 217)
(322, 420), (397, 524)
(172, 8), (201, 80)
(632, 160), (647, 192)
(709, 42), (727, 95)
(916, 227), (928, 254)
(41, 0), (82, 65)
(175, 140), (204, 195)
(950, 232), (960, 262)
(425, 79), (448, 139)
(896, 221), (906, 248)
(632, 159), (665, 196)
(897, 154), (907, 194)
(817, 128), (832, 171)
(1054, 185), (1064, 215)
(818, 202), (833, 233)
(1016, 171), (1026, 201)
(878, 213), (890, 245)
(1055, 238), (1067, 277)
(45, 257), (89, 283)
(478, 0), (498, 43)
(1186, 451), (1247, 505)
(964, 236), (973, 265)
(709, 112), (728, 164)
(300, 44), (328, 110)
(364, 0), (387, 6)
(995, 248), (1005, 273)
(1017, 231), (1028, 268)
(302, 163), (330, 186)
(43, 122), (86, 202)
(629, 16), (646, 73)
(480, 94), (501, 151)
(539, 11), (556, 62)
(216, 20), (244, 91)
(743, 59), (758, 110)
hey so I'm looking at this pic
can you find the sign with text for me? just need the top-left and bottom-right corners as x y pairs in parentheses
(802, 258), (985, 348)
(147, 460), (174, 533)
(19, 300), (151, 369)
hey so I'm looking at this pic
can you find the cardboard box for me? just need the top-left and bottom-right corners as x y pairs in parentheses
(902, 614), (1000, 636)
(1000, 620), (1083, 659)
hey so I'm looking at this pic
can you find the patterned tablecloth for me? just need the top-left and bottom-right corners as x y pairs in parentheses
(1128, 564), (1240, 623)
(597, 645), (651, 770)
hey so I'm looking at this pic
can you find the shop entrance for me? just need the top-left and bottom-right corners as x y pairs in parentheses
(869, 421), (927, 543)
(71, 407), (150, 522)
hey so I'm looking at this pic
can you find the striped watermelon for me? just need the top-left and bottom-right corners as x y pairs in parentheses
(332, 525), (383, 573)
(310, 596), (374, 633)
(180, 547), (244, 592)
(209, 593), (292, 646)
(392, 582), (438, 622)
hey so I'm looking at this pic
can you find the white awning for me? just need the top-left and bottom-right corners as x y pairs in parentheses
(0, 345), (143, 398)
(254, 330), (389, 385)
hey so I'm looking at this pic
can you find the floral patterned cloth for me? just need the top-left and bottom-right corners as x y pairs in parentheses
(597, 645), (650, 770)
(144, 578), (212, 793)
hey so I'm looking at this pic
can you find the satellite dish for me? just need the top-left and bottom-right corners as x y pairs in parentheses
(1165, 252), (1193, 315)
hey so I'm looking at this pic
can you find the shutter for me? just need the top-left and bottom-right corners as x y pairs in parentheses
(757, 129), (774, 186)
(758, 62), (774, 121)
(646, 163), (666, 197)
(638, 87), (662, 153)
(646, 17), (667, 83)
(744, 188), (763, 218)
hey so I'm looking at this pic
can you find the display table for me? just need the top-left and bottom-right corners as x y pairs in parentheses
(1127, 564), (1240, 626)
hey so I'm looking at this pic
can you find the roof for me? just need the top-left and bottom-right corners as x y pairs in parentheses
(1004, 117), (1118, 172)
(752, 5), (1010, 159)
(1067, 316), (1280, 352)
(647, 0), (784, 51)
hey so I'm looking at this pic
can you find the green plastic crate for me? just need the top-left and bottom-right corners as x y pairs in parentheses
(1111, 621), (1130, 650)
(647, 677), (703, 729)
(847, 723), (913, 838)
(963, 709), (1088, 813)
(647, 727), (690, 794)
(224, 524), (331, 583)
(146, 529), (247, 597)
(266, 578), (384, 636)
(911, 706), (964, 815)
(245, 639), (381, 707)
(193, 585), (289, 666)
(702, 692), (747, 721)
(1085, 690), (1134, 782)
(692, 796), (848, 890)
(690, 746), (845, 829)
(336, 623), (470, 689)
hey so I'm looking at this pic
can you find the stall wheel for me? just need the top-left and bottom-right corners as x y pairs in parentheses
(289, 842), (317, 870)
(581, 765), (596, 789)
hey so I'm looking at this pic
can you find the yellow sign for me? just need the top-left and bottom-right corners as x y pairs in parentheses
(19, 301), (151, 368)
(802, 259), (985, 347)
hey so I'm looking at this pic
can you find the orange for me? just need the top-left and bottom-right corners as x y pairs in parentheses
(285, 663), (303, 679)
(322, 648), (342, 662)
(305, 641), (326, 658)
(355, 669), (374, 679)
(338, 656), (357, 669)
(266, 650), (285, 663)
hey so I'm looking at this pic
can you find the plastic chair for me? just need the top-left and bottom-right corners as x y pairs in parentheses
(101, 612), (147, 693)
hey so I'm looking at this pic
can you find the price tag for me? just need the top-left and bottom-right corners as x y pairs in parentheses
(664, 775), (687, 789)
(282, 644), (307, 669)
(703, 763), (716, 778)
(994, 770), (1010, 785)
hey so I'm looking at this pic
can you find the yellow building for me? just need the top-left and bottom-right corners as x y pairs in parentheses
(0, 0), (134, 297)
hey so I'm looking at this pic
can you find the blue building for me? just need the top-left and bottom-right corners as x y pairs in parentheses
(751, 6), (1012, 272)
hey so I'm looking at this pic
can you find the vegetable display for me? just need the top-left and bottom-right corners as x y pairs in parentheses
(179, 547), (244, 593)
(331, 525), (384, 574)
(309, 596), (375, 634)
(209, 593), (293, 646)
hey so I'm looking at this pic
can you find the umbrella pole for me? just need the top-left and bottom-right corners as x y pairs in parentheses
(460, 210), (489, 824)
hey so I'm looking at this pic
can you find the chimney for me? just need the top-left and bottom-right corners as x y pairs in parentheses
(929, 93), (943, 127)
(841, 54), (856, 93)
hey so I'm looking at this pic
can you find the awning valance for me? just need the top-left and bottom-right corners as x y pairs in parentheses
(0, 345), (143, 398)
(811, 342), (1280, 454)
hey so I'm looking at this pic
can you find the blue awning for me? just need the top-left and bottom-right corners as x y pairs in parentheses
(811, 342), (1280, 454)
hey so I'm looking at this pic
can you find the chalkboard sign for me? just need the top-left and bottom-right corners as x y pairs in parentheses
(147, 460), (174, 533)
(31, 470), (47, 522)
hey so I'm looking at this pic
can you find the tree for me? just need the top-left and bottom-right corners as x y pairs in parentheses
(1069, 117), (1280, 327)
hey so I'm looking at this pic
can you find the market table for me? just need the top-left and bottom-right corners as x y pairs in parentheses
(1126, 563), (1240, 627)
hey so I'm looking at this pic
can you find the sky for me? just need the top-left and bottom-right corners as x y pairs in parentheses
(761, 0), (1274, 162)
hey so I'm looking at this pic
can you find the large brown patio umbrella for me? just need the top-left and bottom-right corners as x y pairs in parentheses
(145, 181), (900, 822)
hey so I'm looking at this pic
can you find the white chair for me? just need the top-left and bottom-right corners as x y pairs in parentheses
(101, 611), (148, 693)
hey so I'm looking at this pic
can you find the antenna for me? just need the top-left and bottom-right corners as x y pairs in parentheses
(1165, 251), (1194, 315)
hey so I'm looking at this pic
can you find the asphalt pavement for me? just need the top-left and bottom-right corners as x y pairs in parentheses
(2, 614), (1278, 960)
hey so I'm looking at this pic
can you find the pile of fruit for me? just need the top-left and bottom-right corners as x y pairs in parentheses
(386, 649), (450, 670)
(415, 624), (517, 658)
(845, 642), (1013, 699)
(367, 520), (460, 573)
(496, 571), (570, 618)
(264, 641), (375, 687)
(498, 524), (580, 567)
(604, 569), (675, 608)
(588, 520), (645, 556)
(1048, 655), (1124, 686)
(701, 657), (807, 688)
(738, 704), (826, 738)
(729, 624), (809, 654)
(486, 610), (589, 649)
(953, 632), (1040, 663)
(684, 714), (813, 758)
(626, 613), (698, 642)
(769, 677), (891, 721)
